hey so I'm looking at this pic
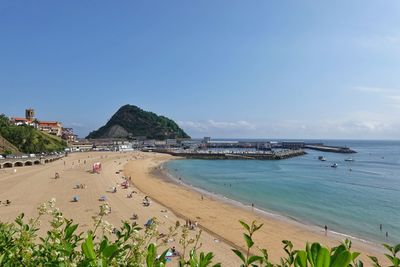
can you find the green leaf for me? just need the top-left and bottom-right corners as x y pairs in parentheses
(316, 247), (330, 267)
(99, 239), (108, 253)
(308, 243), (321, 266)
(352, 252), (361, 261)
(146, 243), (156, 267)
(239, 220), (250, 232)
(331, 251), (352, 267)
(243, 233), (254, 248)
(157, 249), (169, 265)
(65, 223), (78, 240)
(103, 244), (118, 259)
(259, 248), (269, 261)
(368, 256), (381, 267)
(383, 244), (393, 251)
(247, 255), (263, 265)
(232, 249), (246, 263)
(395, 244), (400, 254)
(294, 250), (307, 267)
(254, 223), (264, 232)
(331, 245), (346, 264)
(81, 233), (96, 263)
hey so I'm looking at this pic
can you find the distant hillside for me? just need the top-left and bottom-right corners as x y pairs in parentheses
(0, 133), (19, 154)
(86, 105), (190, 140)
(0, 114), (67, 153)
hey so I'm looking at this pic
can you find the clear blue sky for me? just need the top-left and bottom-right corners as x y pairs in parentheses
(1, 1), (400, 139)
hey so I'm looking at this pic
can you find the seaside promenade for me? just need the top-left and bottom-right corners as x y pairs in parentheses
(0, 151), (387, 265)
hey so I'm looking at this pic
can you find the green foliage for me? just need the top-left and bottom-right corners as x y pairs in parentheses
(0, 114), (66, 153)
(3, 150), (13, 155)
(0, 200), (218, 266)
(0, 201), (399, 267)
(86, 104), (190, 140)
(233, 220), (399, 267)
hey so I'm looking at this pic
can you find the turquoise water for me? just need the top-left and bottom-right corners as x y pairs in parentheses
(165, 140), (400, 244)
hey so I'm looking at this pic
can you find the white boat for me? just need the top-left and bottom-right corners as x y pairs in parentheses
(344, 157), (354, 162)
(318, 156), (327, 161)
(331, 163), (338, 168)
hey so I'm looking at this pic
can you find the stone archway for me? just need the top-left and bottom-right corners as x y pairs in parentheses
(44, 159), (49, 163)
(34, 160), (40, 165)
(3, 162), (13, 168)
(14, 162), (24, 167)
(25, 161), (33, 166)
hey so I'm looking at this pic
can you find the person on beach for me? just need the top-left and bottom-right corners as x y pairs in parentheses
(201, 195), (204, 200)
(251, 203), (254, 210)
(380, 224), (382, 231)
(324, 225), (328, 236)
(386, 231), (388, 238)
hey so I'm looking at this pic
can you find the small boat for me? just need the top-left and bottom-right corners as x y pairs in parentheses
(344, 157), (354, 162)
(331, 163), (338, 168)
(318, 156), (327, 161)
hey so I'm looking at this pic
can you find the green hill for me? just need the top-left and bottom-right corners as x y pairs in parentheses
(0, 114), (67, 153)
(0, 133), (20, 154)
(87, 104), (190, 140)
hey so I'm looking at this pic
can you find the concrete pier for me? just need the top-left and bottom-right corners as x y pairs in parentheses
(304, 145), (356, 154)
(147, 149), (306, 160)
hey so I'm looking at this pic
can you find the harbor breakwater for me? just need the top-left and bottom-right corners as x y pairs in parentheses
(146, 149), (306, 160)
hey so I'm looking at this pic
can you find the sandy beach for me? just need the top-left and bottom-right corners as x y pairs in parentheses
(0, 151), (241, 265)
(0, 151), (387, 265)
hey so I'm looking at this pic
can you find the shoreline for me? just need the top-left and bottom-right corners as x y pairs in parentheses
(159, 160), (378, 247)
(123, 152), (387, 264)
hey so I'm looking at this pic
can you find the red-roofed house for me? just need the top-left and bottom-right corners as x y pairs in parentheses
(10, 117), (35, 126)
(38, 121), (62, 136)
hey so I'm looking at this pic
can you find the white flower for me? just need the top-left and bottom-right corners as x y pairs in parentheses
(100, 203), (111, 216)
(49, 198), (56, 208)
(101, 220), (114, 233)
(38, 203), (48, 215)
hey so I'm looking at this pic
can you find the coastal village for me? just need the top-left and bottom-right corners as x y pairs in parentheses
(2, 108), (355, 160)
(9, 108), (77, 142)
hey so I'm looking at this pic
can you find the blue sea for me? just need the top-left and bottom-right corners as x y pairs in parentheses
(165, 140), (400, 244)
